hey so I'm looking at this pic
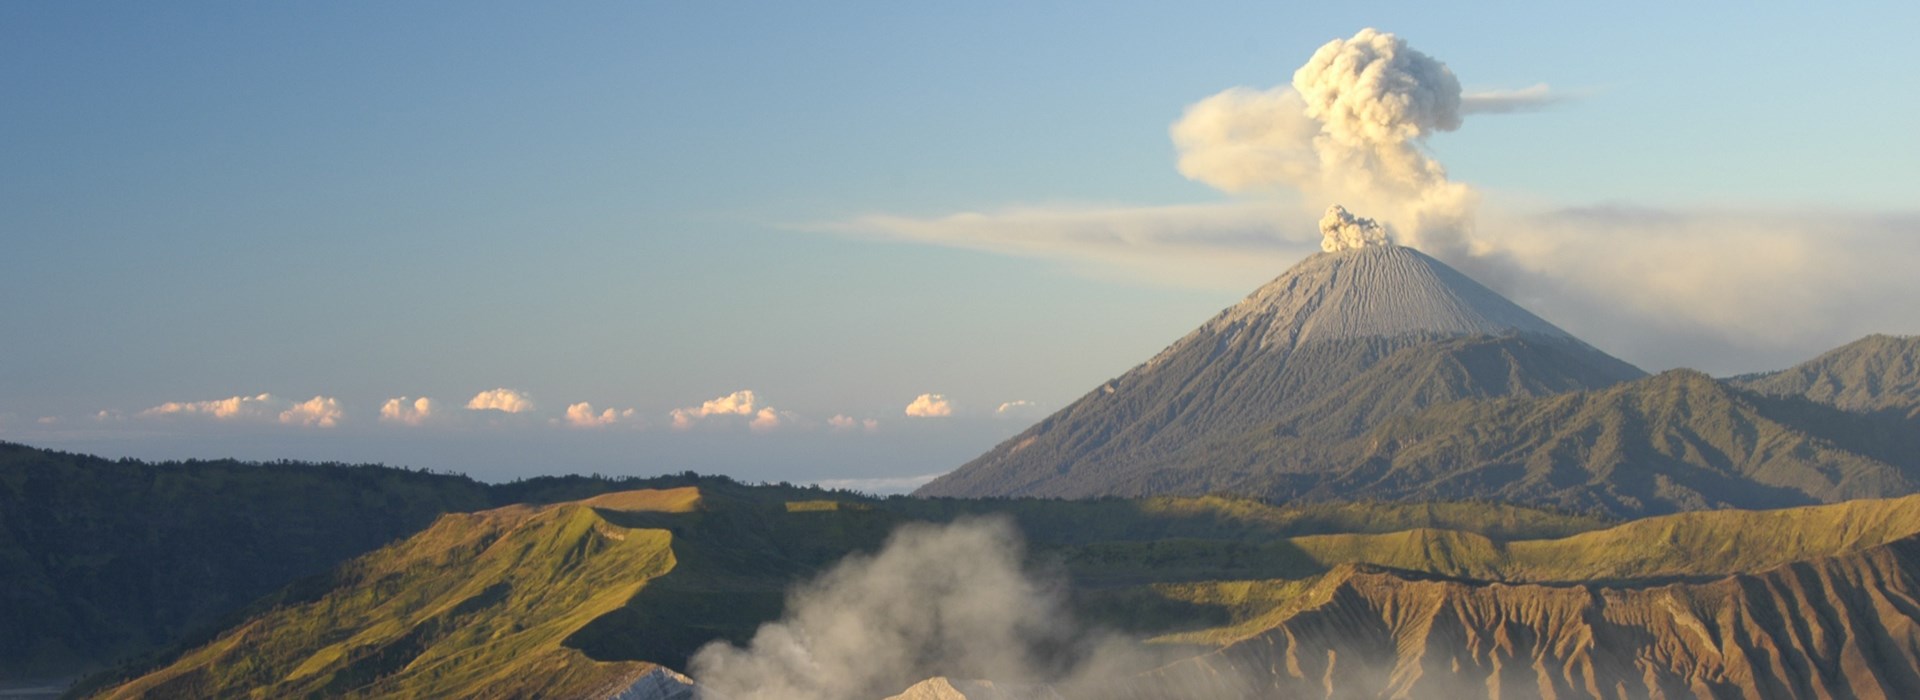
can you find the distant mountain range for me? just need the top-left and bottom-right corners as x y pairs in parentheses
(919, 245), (1920, 518)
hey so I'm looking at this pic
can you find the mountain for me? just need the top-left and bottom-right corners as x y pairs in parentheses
(1279, 369), (1920, 517)
(1733, 333), (1920, 419)
(918, 244), (1644, 499)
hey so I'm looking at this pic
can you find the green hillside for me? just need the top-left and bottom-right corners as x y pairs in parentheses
(0, 443), (492, 680)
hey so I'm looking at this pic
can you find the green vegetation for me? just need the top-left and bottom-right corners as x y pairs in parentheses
(0, 442), (819, 682)
(0, 443), (490, 680)
(94, 491), (698, 699)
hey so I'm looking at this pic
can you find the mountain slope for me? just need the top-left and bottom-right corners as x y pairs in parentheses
(1734, 333), (1920, 419)
(0, 443), (494, 681)
(1127, 534), (1920, 699)
(919, 245), (1642, 498)
(93, 490), (700, 699)
(1296, 369), (1920, 516)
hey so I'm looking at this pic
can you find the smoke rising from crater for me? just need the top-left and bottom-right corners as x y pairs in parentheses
(687, 518), (1191, 699)
(1173, 27), (1478, 261)
(1319, 205), (1392, 252)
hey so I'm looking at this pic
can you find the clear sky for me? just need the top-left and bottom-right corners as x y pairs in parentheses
(4, 2), (1917, 488)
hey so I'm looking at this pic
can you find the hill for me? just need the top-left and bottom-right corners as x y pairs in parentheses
(1733, 333), (1920, 419)
(0, 442), (796, 683)
(0, 443), (492, 681)
(920, 244), (1643, 499)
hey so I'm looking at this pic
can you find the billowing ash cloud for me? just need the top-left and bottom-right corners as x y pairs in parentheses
(689, 518), (1166, 700)
(1319, 205), (1391, 252)
(1173, 27), (1478, 260)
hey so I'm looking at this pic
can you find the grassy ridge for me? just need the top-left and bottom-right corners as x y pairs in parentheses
(0, 443), (493, 680)
(95, 490), (699, 699)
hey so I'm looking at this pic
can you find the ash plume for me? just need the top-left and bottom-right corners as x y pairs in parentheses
(1173, 28), (1478, 261)
(1318, 205), (1391, 252)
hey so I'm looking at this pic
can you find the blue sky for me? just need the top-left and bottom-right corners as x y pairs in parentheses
(4, 2), (1917, 487)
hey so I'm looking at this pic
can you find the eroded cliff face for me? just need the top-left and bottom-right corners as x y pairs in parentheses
(1131, 536), (1920, 699)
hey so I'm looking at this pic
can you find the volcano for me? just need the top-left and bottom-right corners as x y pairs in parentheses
(917, 240), (1645, 499)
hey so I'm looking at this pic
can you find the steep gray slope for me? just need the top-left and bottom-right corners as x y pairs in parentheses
(1733, 334), (1920, 419)
(918, 245), (1643, 499)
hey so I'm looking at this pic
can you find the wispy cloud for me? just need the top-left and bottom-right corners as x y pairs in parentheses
(1461, 83), (1566, 114)
(138, 393), (342, 428)
(815, 201), (1316, 289)
(828, 415), (880, 433)
(994, 400), (1043, 419)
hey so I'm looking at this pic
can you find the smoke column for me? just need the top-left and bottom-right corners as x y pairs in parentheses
(1172, 28), (1478, 260)
(1319, 205), (1392, 252)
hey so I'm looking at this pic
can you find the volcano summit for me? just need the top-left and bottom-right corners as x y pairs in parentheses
(919, 207), (1646, 500)
(919, 207), (1920, 516)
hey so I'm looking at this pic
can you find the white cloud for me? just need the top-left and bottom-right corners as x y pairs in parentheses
(466, 388), (534, 413)
(136, 393), (341, 428)
(563, 402), (641, 429)
(816, 201), (1315, 289)
(994, 400), (1044, 419)
(379, 397), (439, 426)
(1461, 83), (1565, 114)
(904, 393), (953, 418)
(672, 390), (796, 432)
(36, 416), (58, 426)
(141, 393), (279, 421)
(279, 396), (343, 428)
(749, 407), (787, 432)
(828, 415), (881, 433)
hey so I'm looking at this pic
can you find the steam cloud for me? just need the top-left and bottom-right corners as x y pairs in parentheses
(1173, 27), (1477, 261)
(688, 518), (1169, 700)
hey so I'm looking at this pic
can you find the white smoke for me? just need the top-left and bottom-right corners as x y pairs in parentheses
(1173, 27), (1479, 261)
(1318, 205), (1391, 252)
(688, 518), (1170, 700)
